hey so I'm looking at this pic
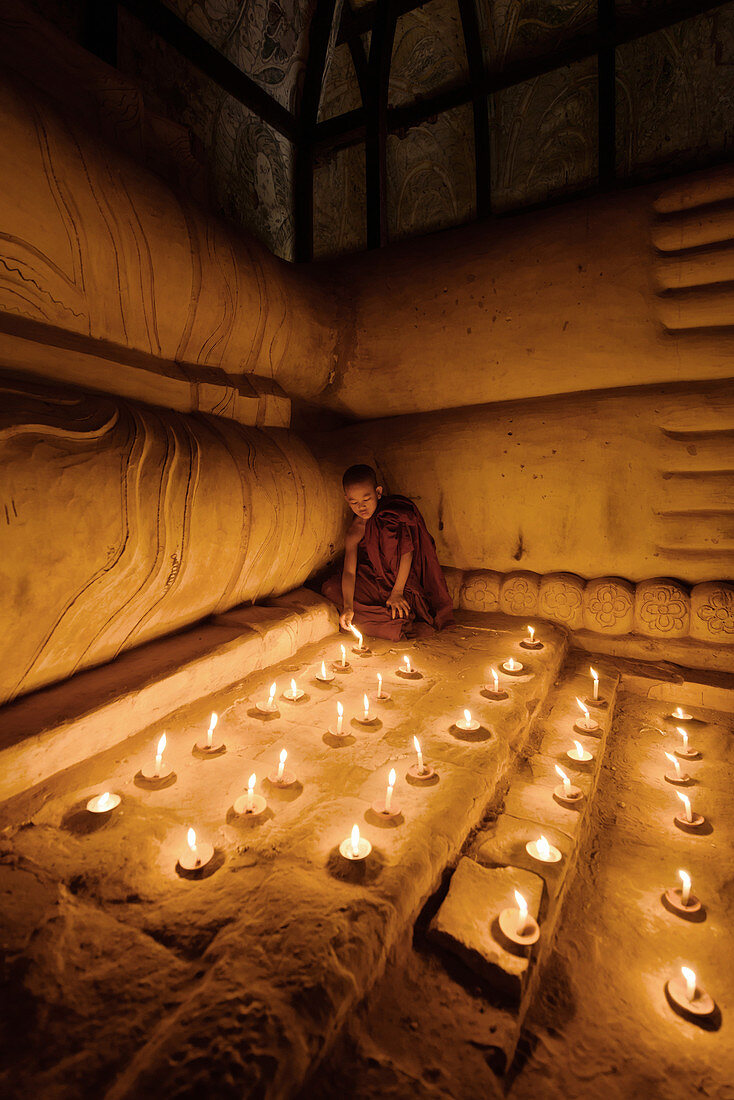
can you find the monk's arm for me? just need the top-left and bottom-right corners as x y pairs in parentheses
(386, 550), (413, 618)
(340, 535), (358, 628)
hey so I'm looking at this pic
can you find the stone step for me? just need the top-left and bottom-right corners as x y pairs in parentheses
(427, 650), (621, 1071)
(0, 612), (568, 1097)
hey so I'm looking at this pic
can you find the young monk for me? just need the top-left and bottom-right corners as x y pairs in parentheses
(321, 464), (455, 641)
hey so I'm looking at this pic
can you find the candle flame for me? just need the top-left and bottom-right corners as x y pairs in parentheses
(248, 773), (256, 792)
(575, 696), (590, 719)
(464, 708), (472, 725)
(527, 625), (535, 642)
(413, 735), (421, 753)
(187, 827), (196, 852)
(590, 666), (598, 681)
(678, 869), (691, 891)
(321, 660), (327, 677)
(156, 732), (166, 756)
(363, 693), (369, 713)
(537, 835), (550, 860)
(514, 890), (528, 921)
(279, 748), (287, 765)
(351, 824), (360, 857)
(573, 740), (585, 757)
(377, 673), (383, 687)
(349, 624), (363, 648)
(388, 767), (396, 787)
(664, 750), (681, 773)
(506, 657), (518, 670)
(337, 701), (343, 717)
(209, 711), (218, 732)
(403, 654), (411, 673)
(98, 792), (113, 811)
(681, 966), (697, 1001)
(676, 791), (692, 821)
(674, 706), (686, 718)
(676, 725), (689, 748)
(554, 764), (569, 783)
(341, 644), (346, 664)
(490, 666), (499, 684)
(268, 682), (276, 702)
(290, 678), (297, 697)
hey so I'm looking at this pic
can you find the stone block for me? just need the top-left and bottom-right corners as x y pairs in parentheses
(428, 857), (543, 1005)
(689, 581), (734, 643)
(460, 570), (502, 612)
(538, 572), (585, 629)
(634, 578), (690, 638)
(475, 814), (573, 900)
(582, 577), (634, 634)
(499, 572), (540, 617)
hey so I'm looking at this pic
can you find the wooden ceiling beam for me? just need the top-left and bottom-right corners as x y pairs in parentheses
(457, 0), (491, 219)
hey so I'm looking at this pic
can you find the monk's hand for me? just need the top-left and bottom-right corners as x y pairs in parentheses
(386, 592), (410, 619)
(340, 608), (354, 630)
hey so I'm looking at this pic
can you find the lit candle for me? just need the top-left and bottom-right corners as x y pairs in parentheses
(403, 655), (411, 674)
(187, 827), (199, 866)
(155, 732), (166, 777)
(413, 735), (425, 775)
(555, 764), (571, 797)
(339, 823), (372, 861)
(350, 624), (364, 650)
(677, 791), (693, 823)
(207, 712), (218, 748)
(677, 726), (689, 753)
(515, 889), (529, 936)
(341, 644), (347, 668)
(672, 705), (693, 721)
(502, 656), (524, 674)
(526, 834), (562, 863)
(318, 660), (334, 682)
(682, 966), (697, 1003)
(246, 773), (256, 813)
(277, 749), (287, 782)
(567, 739), (593, 762)
(679, 869), (691, 907)
(574, 696), (599, 732)
(665, 751), (682, 780)
(385, 768), (396, 814)
(456, 708), (479, 731)
(377, 673), (384, 698)
(590, 666), (599, 701)
(363, 693), (370, 721)
(527, 625), (535, 645)
(491, 667), (499, 693)
(336, 700), (343, 735)
(86, 790), (121, 814)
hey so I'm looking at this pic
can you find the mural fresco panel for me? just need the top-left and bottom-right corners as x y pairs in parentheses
(616, 6), (734, 178)
(489, 57), (598, 211)
(387, 104), (476, 243)
(478, 0), (595, 72)
(388, 0), (469, 109)
(318, 41), (362, 122)
(313, 142), (366, 259)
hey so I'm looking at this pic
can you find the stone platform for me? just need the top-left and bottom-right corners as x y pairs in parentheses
(0, 610), (567, 1099)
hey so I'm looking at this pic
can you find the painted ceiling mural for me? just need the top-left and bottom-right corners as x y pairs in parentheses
(18, 0), (734, 260)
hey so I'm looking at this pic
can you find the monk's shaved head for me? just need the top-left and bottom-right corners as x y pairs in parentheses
(342, 464), (378, 492)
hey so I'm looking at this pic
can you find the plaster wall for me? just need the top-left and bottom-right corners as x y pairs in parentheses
(314, 380), (734, 584)
(324, 163), (734, 419)
(0, 374), (346, 706)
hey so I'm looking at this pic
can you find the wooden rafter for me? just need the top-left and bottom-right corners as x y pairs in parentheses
(457, 0), (491, 219)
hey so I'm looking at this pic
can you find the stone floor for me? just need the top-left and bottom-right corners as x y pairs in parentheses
(0, 613), (568, 1099)
(306, 684), (734, 1100)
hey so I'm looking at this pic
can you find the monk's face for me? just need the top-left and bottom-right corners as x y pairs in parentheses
(345, 481), (382, 519)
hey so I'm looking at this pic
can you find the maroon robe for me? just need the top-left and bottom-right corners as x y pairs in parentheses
(322, 495), (455, 641)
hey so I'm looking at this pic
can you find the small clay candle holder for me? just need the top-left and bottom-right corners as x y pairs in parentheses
(574, 698), (600, 734)
(498, 895), (540, 947)
(282, 681), (306, 703)
(406, 762), (437, 782)
(332, 660), (352, 673)
(268, 750), (297, 789)
(375, 674), (391, 701)
(526, 837), (562, 864)
(194, 712), (225, 757)
(674, 809), (706, 831)
(668, 707), (693, 722)
(340, 827), (371, 861)
(566, 741), (594, 764)
(255, 699), (279, 716)
(177, 829), (214, 872)
(585, 667), (607, 708)
(371, 799), (402, 821)
(664, 753), (691, 785)
(86, 792), (121, 815)
(501, 658), (525, 676)
(139, 761), (176, 787)
(662, 887), (703, 919)
(482, 681), (508, 701)
(520, 626), (543, 650)
(354, 714), (381, 728)
(553, 767), (584, 806)
(234, 791), (268, 819)
(665, 970), (716, 1020)
(316, 662), (335, 684)
(453, 709), (481, 733)
(396, 659), (422, 680)
(352, 644), (373, 657)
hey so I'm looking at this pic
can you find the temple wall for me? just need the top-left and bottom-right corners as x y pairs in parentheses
(315, 380), (734, 585)
(323, 164), (734, 419)
(0, 373), (346, 706)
